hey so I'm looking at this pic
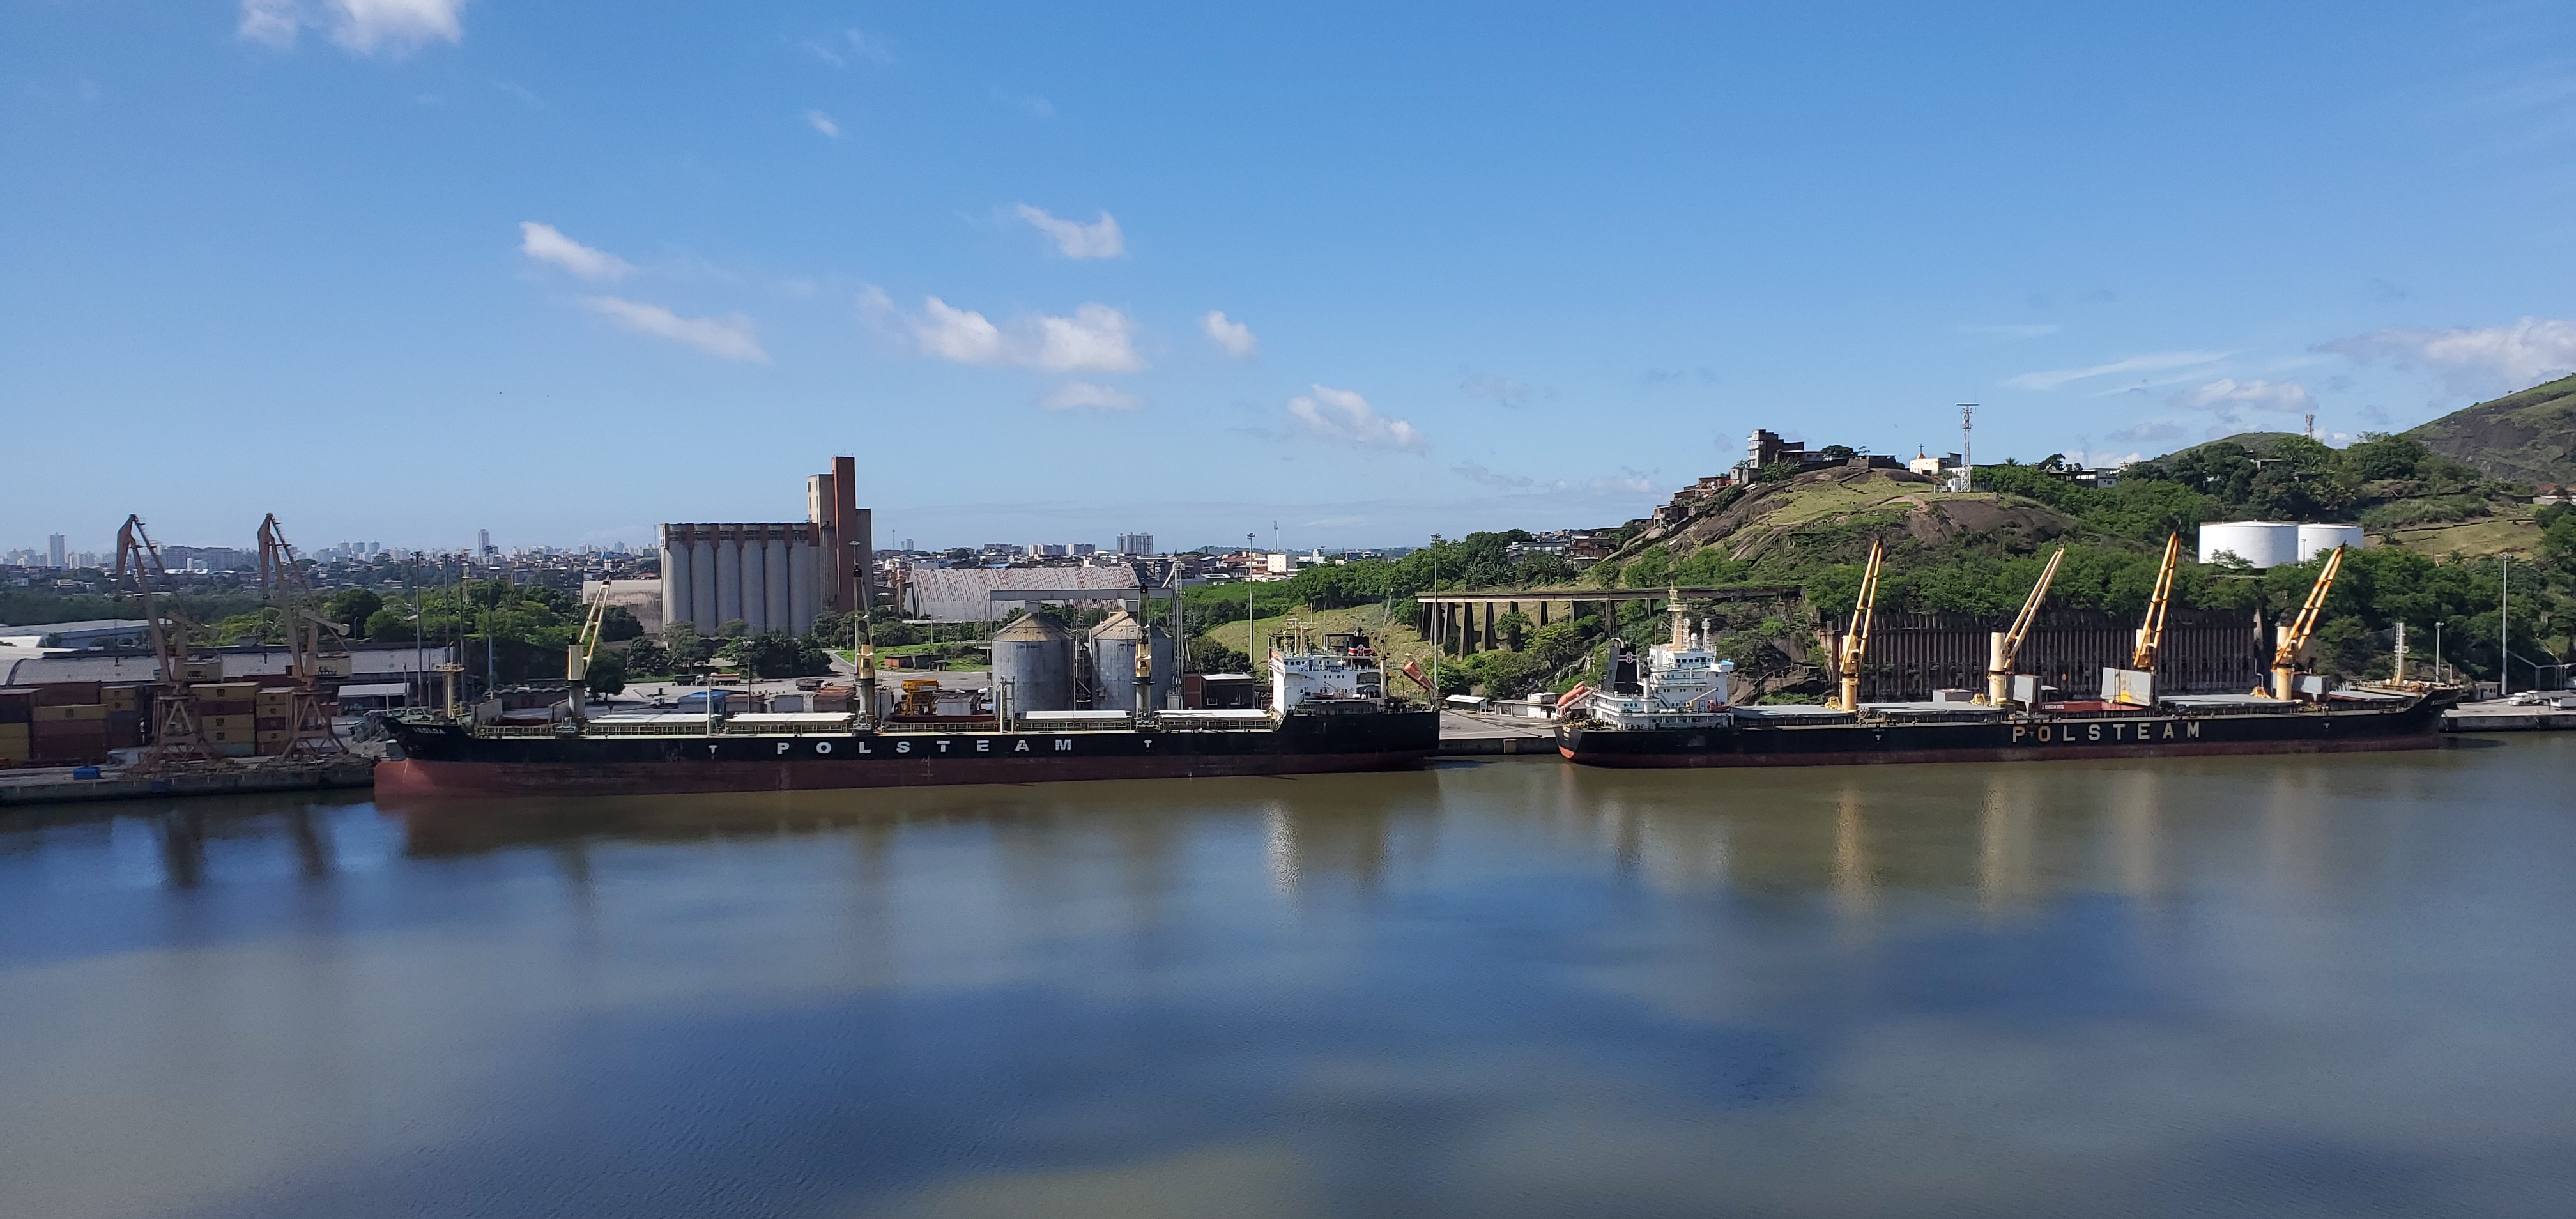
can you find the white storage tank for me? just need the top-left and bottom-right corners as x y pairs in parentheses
(2296, 523), (2365, 561)
(2197, 521), (2297, 569)
(1087, 611), (1175, 711)
(992, 614), (1074, 714)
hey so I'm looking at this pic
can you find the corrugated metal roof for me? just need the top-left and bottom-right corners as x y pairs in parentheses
(0, 645), (456, 687)
(902, 567), (1142, 623)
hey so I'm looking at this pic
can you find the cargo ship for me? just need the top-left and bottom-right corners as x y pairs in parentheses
(376, 629), (1438, 799)
(1558, 540), (2458, 768)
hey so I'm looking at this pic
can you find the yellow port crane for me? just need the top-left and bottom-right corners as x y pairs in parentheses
(2263, 544), (2346, 700)
(1835, 539), (1886, 712)
(112, 515), (217, 769)
(256, 514), (349, 759)
(565, 581), (613, 712)
(1984, 547), (2065, 705)
(2132, 533), (2182, 671)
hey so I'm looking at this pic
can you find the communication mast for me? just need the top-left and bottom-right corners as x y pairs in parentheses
(1957, 403), (1976, 493)
(256, 514), (349, 759)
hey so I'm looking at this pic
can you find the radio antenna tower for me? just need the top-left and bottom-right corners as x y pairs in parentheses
(1958, 403), (1976, 493)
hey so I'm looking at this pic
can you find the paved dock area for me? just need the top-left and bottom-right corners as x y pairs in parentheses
(2444, 696), (2576, 732)
(1436, 710), (1558, 756)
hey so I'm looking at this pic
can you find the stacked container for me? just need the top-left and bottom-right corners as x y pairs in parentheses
(30, 684), (109, 764)
(195, 680), (261, 757)
(0, 688), (32, 767)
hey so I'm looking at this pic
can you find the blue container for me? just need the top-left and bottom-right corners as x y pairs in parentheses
(71, 766), (102, 780)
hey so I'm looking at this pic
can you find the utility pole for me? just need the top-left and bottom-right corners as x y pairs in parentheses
(1429, 533), (1442, 696)
(1246, 532), (1258, 673)
(1958, 403), (1976, 493)
(2500, 554), (2510, 700)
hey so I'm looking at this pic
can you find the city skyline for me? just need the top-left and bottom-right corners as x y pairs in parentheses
(10, 4), (2576, 553)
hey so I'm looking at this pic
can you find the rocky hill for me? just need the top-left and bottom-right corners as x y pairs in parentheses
(2404, 374), (2576, 486)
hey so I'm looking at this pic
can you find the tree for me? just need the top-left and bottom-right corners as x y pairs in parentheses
(325, 588), (381, 632)
(662, 622), (708, 675)
(716, 618), (750, 639)
(583, 650), (628, 696)
(599, 605), (643, 641)
(621, 639), (671, 677)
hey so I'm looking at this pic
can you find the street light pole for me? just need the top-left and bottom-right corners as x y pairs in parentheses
(1429, 533), (1442, 696)
(1246, 533), (1258, 673)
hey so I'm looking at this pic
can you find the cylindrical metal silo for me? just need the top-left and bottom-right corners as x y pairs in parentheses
(992, 615), (1073, 715)
(786, 537), (813, 637)
(2197, 521), (2296, 569)
(2296, 523), (2363, 562)
(1088, 611), (1176, 711)
(765, 535), (792, 637)
(716, 535), (743, 627)
(689, 536), (717, 629)
(661, 532), (691, 636)
(740, 535), (769, 634)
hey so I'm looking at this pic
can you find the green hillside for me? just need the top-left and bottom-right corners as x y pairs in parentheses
(2404, 374), (2576, 486)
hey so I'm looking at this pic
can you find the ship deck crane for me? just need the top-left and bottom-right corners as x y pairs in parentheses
(2265, 544), (2345, 700)
(1835, 540), (1886, 713)
(564, 582), (615, 721)
(1985, 547), (2065, 705)
(256, 514), (349, 758)
(113, 515), (218, 769)
(2132, 533), (2182, 671)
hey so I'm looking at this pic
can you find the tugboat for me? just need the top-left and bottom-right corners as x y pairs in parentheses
(376, 622), (1438, 799)
(1558, 539), (2457, 768)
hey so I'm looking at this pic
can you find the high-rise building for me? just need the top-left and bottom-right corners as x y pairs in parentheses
(477, 529), (493, 556)
(47, 534), (65, 567)
(1115, 533), (1154, 556)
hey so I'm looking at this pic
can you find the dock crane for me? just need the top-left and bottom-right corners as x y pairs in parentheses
(112, 515), (217, 769)
(2131, 533), (2182, 673)
(2262, 544), (2346, 700)
(1834, 540), (1886, 713)
(564, 583), (616, 721)
(1984, 547), (2065, 705)
(256, 514), (349, 758)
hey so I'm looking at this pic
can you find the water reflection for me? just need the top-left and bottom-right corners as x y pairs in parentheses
(1, 741), (2571, 1219)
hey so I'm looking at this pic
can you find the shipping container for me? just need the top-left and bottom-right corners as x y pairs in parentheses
(0, 691), (35, 724)
(34, 682), (103, 706)
(33, 703), (109, 722)
(199, 700), (255, 716)
(195, 682), (260, 700)
(201, 714), (251, 731)
(178, 659), (222, 681)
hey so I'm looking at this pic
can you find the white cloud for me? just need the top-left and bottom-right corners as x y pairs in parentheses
(518, 222), (632, 282)
(805, 110), (841, 139)
(1453, 462), (1654, 494)
(240, 0), (467, 55)
(580, 296), (767, 362)
(862, 289), (1144, 373)
(1287, 385), (1429, 452)
(2322, 317), (2576, 394)
(1201, 310), (1257, 358)
(2172, 378), (2315, 415)
(2104, 420), (2188, 445)
(1012, 204), (1124, 259)
(2004, 351), (2226, 391)
(1459, 371), (1531, 407)
(1041, 382), (1141, 411)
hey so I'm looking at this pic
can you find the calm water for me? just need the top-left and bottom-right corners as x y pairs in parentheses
(4, 739), (2574, 1218)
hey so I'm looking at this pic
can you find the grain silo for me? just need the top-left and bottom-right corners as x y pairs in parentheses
(992, 614), (1075, 716)
(1087, 611), (1174, 712)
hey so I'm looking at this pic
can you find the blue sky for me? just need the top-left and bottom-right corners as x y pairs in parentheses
(8, 2), (2576, 556)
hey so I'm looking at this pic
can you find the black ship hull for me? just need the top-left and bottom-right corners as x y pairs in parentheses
(1558, 697), (2448, 768)
(379, 710), (1441, 799)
